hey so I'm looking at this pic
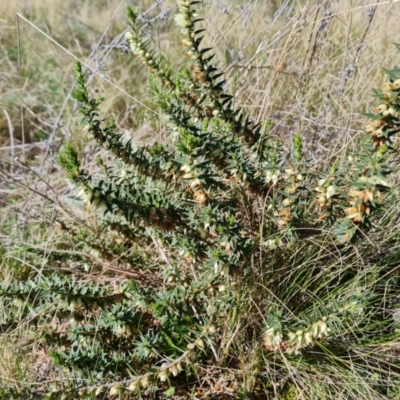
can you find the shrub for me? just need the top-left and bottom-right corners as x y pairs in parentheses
(1, 1), (400, 399)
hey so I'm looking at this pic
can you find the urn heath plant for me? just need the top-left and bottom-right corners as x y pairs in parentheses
(2, 1), (400, 399)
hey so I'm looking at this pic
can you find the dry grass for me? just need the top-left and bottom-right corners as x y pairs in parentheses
(2, 1), (400, 151)
(2, 0), (400, 398)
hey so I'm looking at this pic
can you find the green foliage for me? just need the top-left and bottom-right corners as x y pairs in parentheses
(2, 1), (400, 398)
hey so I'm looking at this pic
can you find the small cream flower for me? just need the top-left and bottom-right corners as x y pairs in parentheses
(174, 13), (192, 29)
(326, 185), (336, 199)
(127, 381), (139, 391)
(109, 385), (121, 396)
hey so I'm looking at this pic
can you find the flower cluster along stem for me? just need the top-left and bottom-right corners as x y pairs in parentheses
(263, 300), (362, 354)
(34, 325), (216, 400)
(126, 6), (213, 126)
(173, 1), (260, 143)
(126, 9), (175, 89)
